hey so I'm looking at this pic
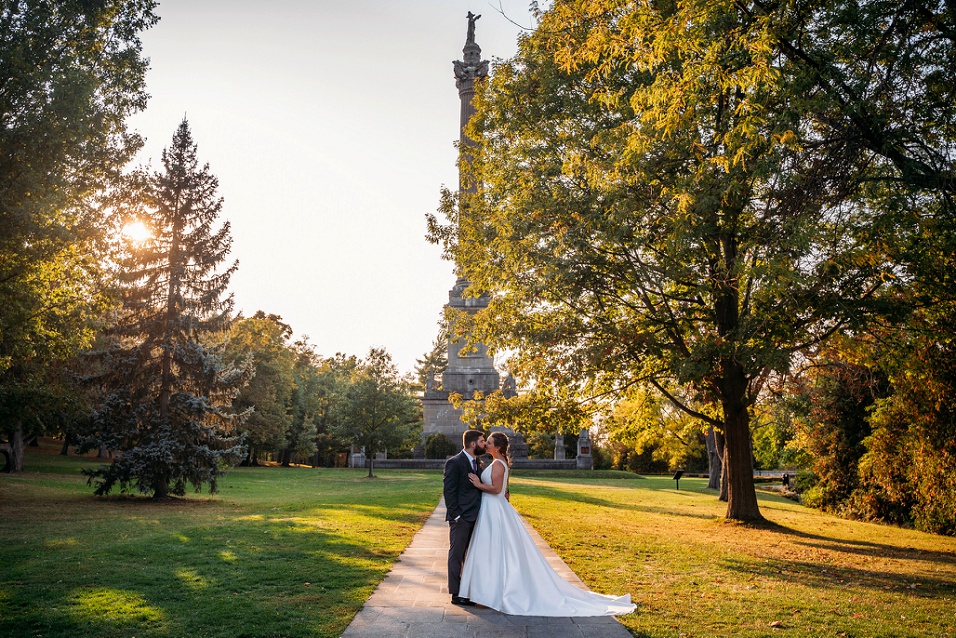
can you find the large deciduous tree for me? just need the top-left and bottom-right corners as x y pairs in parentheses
(333, 348), (420, 478)
(0, 0), (157, 472)
(225, 312), (296, 466)
(84, 119), (247, 498)
(428, 0), (952, 521)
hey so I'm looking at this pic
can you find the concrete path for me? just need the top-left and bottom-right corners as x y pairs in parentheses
(340, 500), (634, 638)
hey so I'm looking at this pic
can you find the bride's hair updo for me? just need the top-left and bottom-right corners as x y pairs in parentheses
(488, 432), (512, 466)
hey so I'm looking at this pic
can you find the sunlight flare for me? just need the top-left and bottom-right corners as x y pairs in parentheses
(121, 220), (152, 244)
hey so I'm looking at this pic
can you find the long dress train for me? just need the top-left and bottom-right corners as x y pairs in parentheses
(458, 458), (636, 616)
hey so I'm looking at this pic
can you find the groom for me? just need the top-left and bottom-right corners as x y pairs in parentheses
(443, 429), (486, 606)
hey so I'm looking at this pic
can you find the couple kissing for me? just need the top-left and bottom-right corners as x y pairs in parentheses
(442, 428), (635, 616)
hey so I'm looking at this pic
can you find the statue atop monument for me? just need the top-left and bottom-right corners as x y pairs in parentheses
(466, 11), (480, 43)
(454, 12), (489, 88)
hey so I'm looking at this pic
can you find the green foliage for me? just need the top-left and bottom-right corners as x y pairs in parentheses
(525, 430), (555, 459)
(307, 353), (359, 467)
(456, 381), (590, 438)
(428, 0), (954, 521)
(793, 354), (888, 513)
(413, 326), (448, 392)
(750, 388), (810, 471)
(224, 312), (296, 464)
(590, 439), (613, 470)
(606, 440), (670, 474)
(0, 0), (157, 467)
(283, 339), (326, 464)
(423, 432), (457, 459)
(608, 386), (708, 472)
(83, 120), (247, 498)
(332, 348), (421, 476)
(856, 313), (956, 535)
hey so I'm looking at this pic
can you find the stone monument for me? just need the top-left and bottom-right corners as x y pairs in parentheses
(576, 429), (594, 470)
(421, 13), (515, 449)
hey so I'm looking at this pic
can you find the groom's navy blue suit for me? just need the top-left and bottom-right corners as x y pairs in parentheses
(444, 450), (482, 598)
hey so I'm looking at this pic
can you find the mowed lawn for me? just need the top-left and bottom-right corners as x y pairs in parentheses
(0, 443), (441, 638)
(1, 443), (954, 638)
(509, 474), (956, 638)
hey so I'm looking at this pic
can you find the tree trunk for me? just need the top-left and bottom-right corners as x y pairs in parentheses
(722, 394), (762, 522)
(280, 448), (292, 467)
(706, 425), (722, 490)
(367, 454), (374, 478)
(60, 433), (73, 456)
(153, 479), (169, 499)
(0, 425), (25, 473)
(715, 428), (728, 501)
(719, 442), (729, 502)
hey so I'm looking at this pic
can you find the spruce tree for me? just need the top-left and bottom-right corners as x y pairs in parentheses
(85, 119), (247, 498)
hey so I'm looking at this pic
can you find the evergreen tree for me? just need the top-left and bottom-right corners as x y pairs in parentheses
(413, 323), (448, 392)
(84, 119), (247, 498)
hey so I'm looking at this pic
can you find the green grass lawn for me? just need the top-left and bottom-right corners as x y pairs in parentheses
(0, 442), (441, 638)
(509, 475), (956, 637)
(2, 442), (955, 637)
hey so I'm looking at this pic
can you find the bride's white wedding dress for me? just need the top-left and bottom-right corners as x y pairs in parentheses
(458, 458), (636, 616)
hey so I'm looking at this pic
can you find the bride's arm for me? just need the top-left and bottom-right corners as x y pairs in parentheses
(468, 462), (506, 494)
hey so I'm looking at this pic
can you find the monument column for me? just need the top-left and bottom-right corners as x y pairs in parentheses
(421, 13), (514, 448)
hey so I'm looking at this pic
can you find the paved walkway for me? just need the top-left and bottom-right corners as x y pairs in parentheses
(340, 500), (634, 638)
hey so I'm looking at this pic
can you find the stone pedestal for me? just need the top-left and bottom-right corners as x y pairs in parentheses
(350, 445), (366, 469)
(509, 432), (529, 460)
(576, 429), (593, 470)
(554, 433), (566, 460)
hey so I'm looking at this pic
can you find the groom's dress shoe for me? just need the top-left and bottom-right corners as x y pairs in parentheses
(451, 596), (475, 606)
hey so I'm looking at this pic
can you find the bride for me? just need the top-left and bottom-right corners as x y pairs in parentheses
(458, 432), (636, 616)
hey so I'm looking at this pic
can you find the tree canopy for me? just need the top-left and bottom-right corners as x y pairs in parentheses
(333, 348), (420, 477)
(429, 0), (954, 521)
(0, 0), (157, 471)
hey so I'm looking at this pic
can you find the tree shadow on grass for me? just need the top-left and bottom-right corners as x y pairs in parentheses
(515, 481), (722, 522)
(750, 518), (956, 568)
(719, 553), (956, 597)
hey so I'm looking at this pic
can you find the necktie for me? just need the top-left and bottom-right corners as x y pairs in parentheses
(472, 457), (478, 473)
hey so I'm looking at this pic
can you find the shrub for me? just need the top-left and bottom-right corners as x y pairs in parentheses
(424, 433), (457, 459)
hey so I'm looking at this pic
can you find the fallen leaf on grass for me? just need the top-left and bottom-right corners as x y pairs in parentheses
(769, 620), (784, 628)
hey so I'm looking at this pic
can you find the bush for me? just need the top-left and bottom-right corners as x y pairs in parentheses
(591, 441), (612, 470)
(791, 470), (817, 494)
(424, 433), (457, 459)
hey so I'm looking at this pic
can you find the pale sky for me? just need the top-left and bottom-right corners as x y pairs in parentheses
(127, 1), (531, 373)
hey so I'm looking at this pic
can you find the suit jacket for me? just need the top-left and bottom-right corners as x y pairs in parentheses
(443, 451), (482, 523)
